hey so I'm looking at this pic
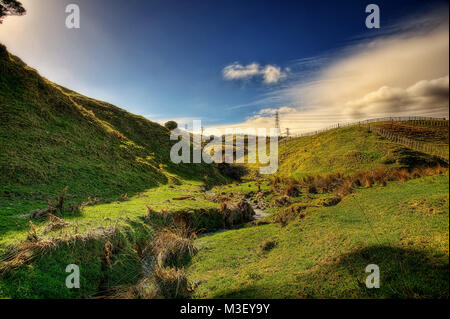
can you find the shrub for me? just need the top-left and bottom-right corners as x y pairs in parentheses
(219, 199), (255, 227)
(164, 121), (178, 131)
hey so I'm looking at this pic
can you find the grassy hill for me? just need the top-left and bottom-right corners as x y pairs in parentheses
(0, 43), (225, 200)
(276, 125), (443, 178)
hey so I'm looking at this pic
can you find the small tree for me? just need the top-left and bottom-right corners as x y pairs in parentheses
(0, 0), (26, 24)
(164, 121), (178, 131)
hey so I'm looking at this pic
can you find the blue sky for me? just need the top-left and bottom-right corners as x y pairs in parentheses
(0, 0), (448, 132)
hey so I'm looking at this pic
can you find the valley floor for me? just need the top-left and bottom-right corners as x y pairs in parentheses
(0, 174), (448, 298)
(187, 174), (449, 298)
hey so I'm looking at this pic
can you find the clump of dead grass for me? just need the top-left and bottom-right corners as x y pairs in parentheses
(274, 203), (311, 226)
(219, 199), (255, 227)
(153, 266), (189, 298)
(43, 214), (71, 234)
(151, 227), (197, 268)
(284, 184), (300, 197)
(0, 224), (119, 277)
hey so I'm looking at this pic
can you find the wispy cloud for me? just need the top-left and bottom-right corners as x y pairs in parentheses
(217, 9), (449, 134)
(223, 62), (288, 84)
(256, 106), (296, 117)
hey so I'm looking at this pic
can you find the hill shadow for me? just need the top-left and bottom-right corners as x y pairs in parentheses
(211, 245), (449, 299)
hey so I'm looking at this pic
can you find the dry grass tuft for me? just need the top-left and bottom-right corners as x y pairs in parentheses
(334, 180), (354, 197)
(0, 225), (119, 277)
(316, 196), (342, 207)
(151, 227), (197, 268)
(102, 241), (114, 269)
(272, 195), (290, 207)
(26, 220), (39, 242)
(274, 203), (310, 226)
(43, 214), (71, 234)
(219, 199), (255, 227)
(284, 184), (300, 197)
(153, 266), (189, 299)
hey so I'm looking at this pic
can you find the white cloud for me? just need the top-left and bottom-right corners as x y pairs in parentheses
(223, 62), (288, 84)
(289, 14), (449, 120)
(261, 65), (287, 83)
(344, 76), (449, 117)
(214, 10), (449, 135)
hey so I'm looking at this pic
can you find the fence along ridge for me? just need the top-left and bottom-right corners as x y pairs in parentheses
(369, 126), (449, 164)
(285, 116), (449, 163)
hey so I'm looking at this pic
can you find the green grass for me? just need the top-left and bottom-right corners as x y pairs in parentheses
(0, 44), (230, 298)
(0, 42), (229, 251)
(0, 43), (225, 201)
(0, 180), (234, 298)
(276, 126), (440, 178)
(187, 174), (449, 298)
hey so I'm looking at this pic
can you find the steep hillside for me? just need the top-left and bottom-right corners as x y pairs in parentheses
(0, 44), (224, 200)
(277, 126), (443, 178)
(0, 44), (231, 298)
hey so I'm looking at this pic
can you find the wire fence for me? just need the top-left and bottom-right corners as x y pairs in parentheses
(289, 116), (448, 138)
(369, 126), (449, 163)
(282, 116), (449, 163)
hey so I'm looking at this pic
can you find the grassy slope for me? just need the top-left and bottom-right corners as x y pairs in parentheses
(187, 174), (449, 298)
(276, 126), (440, 178)
(0, 43), (226, 244)
(372, 121), (449, 157)
(0, 44), (223, 200)
(0, 44), (227, 298)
